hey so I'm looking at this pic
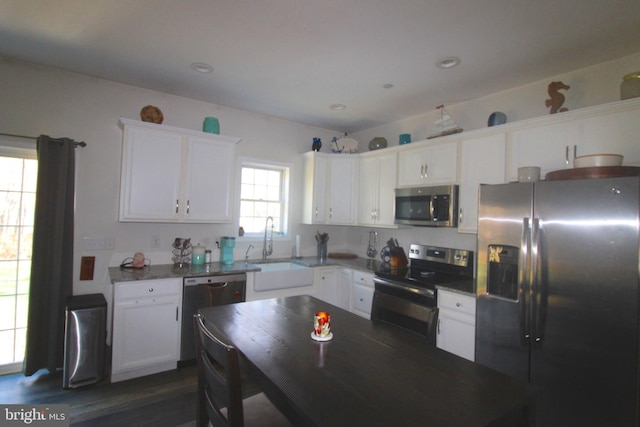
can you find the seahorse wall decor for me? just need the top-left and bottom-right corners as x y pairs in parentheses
(545, 81), (570, 114)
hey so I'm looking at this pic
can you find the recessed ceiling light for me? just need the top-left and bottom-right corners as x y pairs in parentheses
(191, 62), (214, 73)
(436, 57), (461, 69)
(383, 83), (394, 89)
(329, 104), (346, 111)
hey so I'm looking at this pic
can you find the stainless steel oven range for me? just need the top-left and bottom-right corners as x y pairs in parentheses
(372, 244), (473, 343)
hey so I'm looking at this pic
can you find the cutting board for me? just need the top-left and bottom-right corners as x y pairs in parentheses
(545, 166), (640, 181)
(328, 252), (358, 259)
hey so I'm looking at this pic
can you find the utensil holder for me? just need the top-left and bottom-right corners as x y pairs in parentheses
(317, 243), (327, 261)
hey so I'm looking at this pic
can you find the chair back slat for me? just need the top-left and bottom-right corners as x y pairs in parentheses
(195, 313), (245, 427)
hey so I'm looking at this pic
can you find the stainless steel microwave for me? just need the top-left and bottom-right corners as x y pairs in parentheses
(394, 185), (458, 227)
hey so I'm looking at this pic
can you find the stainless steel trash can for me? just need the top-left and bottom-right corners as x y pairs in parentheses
(63, 294), (107, 388)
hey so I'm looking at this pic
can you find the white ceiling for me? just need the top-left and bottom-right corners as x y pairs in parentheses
(1, 0), (640, 132)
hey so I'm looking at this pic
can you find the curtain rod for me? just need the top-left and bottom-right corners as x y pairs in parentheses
(0, 132), (87, 147)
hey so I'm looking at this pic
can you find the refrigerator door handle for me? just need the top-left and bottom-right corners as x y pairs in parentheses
(531, 217), (547, 346)
(519, 217), (531, 346)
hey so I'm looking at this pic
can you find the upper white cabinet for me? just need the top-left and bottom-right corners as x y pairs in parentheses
(302, 153), (328, 224)
(458, 133), (506, 233)
(509, 120), (579, 179)
(119, 118), (240, 223)
(328, 156), (358, 224)
(397, 140), (457, 187)
(358, 151), (397, 226)
(302, 152), (357, 225)
(508, 100), (640, 180)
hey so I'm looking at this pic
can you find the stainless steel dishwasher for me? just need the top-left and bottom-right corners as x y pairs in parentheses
(180, 273), (246, 362)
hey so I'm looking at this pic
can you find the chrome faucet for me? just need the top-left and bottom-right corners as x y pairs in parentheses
(245, 244), (254, 264)
(262, 216), (274, 261)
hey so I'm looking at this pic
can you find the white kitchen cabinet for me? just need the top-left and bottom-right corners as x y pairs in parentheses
(337, 268), (352, 311)
(302, 153), (328, 224)
(111, 278), (182, 382)
(182, 136), (236, 222)
(436, 289), (476, 361)
(351, 270), (375, 319)
(314, 266), (351, 311)
(509, 120), (578, 180)
(358, 151), (398, 226)
(315, 266), (338, 306)
(397, 140), (457, 187)
(458, 133), (506, 233)
(118, 118), (240, 223)
(508, 100), (640, 180)
(302, 152), (357, 225)
(328, 156), (358, 224)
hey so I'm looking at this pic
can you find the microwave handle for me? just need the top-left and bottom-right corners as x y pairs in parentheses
(430, 195), (438, 221)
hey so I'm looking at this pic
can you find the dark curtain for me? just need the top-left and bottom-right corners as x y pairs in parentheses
(23, 136), (77, 376)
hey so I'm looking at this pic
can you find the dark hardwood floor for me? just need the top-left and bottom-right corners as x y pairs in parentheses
(0, 365), (198, 426)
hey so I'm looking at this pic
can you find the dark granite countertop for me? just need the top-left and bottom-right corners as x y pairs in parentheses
(436, 279), (475, 296)
(108, 261), (261, 283)
(108, 256), (384, 283)
(108, 256), (474, 295)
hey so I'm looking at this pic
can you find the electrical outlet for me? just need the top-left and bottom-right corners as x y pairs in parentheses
(151, 235), (160, 248)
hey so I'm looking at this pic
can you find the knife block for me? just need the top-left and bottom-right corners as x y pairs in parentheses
(390, 247), (408, 268)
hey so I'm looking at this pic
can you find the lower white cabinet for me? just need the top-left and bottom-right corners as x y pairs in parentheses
(111, 278), (182, 382)
(315, 267), (338, 305)
(337, 268), (352, 311)
(315, 267), (351, 311)
(436, 289), (476, 361)
(351, 270), (375, 319)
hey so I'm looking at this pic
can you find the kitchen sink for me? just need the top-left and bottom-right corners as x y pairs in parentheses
(253, 262), (314, 291)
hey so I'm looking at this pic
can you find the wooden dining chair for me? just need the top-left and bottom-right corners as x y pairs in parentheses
(194, 313), (292, 427)
(371, 291), (439, 342)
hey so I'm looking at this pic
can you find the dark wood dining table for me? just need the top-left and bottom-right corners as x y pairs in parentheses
(199, 295), (535, 427)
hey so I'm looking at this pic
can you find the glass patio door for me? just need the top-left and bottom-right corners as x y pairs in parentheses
(0, 145), (37, 374)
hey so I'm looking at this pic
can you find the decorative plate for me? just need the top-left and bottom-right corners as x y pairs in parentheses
(140, 105), (164, 124)
(368, 137), (387, 151)
(336, 137), (359, 153)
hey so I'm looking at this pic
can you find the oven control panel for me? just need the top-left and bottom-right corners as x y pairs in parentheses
(409, 244), (471, 267)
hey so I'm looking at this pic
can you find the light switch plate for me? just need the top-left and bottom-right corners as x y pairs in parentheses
(82, 236), (115, 251)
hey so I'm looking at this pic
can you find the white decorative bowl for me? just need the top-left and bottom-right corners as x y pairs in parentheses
(574, 154), (623, 168)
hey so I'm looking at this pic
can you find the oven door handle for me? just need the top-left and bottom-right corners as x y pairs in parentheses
(373, 277), (435, 298)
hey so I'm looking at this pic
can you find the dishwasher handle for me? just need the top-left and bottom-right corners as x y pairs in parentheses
(183, 273), (247, 287)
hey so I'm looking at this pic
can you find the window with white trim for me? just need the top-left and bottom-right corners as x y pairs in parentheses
(239, 162), (289, 236)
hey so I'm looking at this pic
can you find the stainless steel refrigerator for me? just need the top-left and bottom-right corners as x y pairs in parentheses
(475, 177), (640, 427)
